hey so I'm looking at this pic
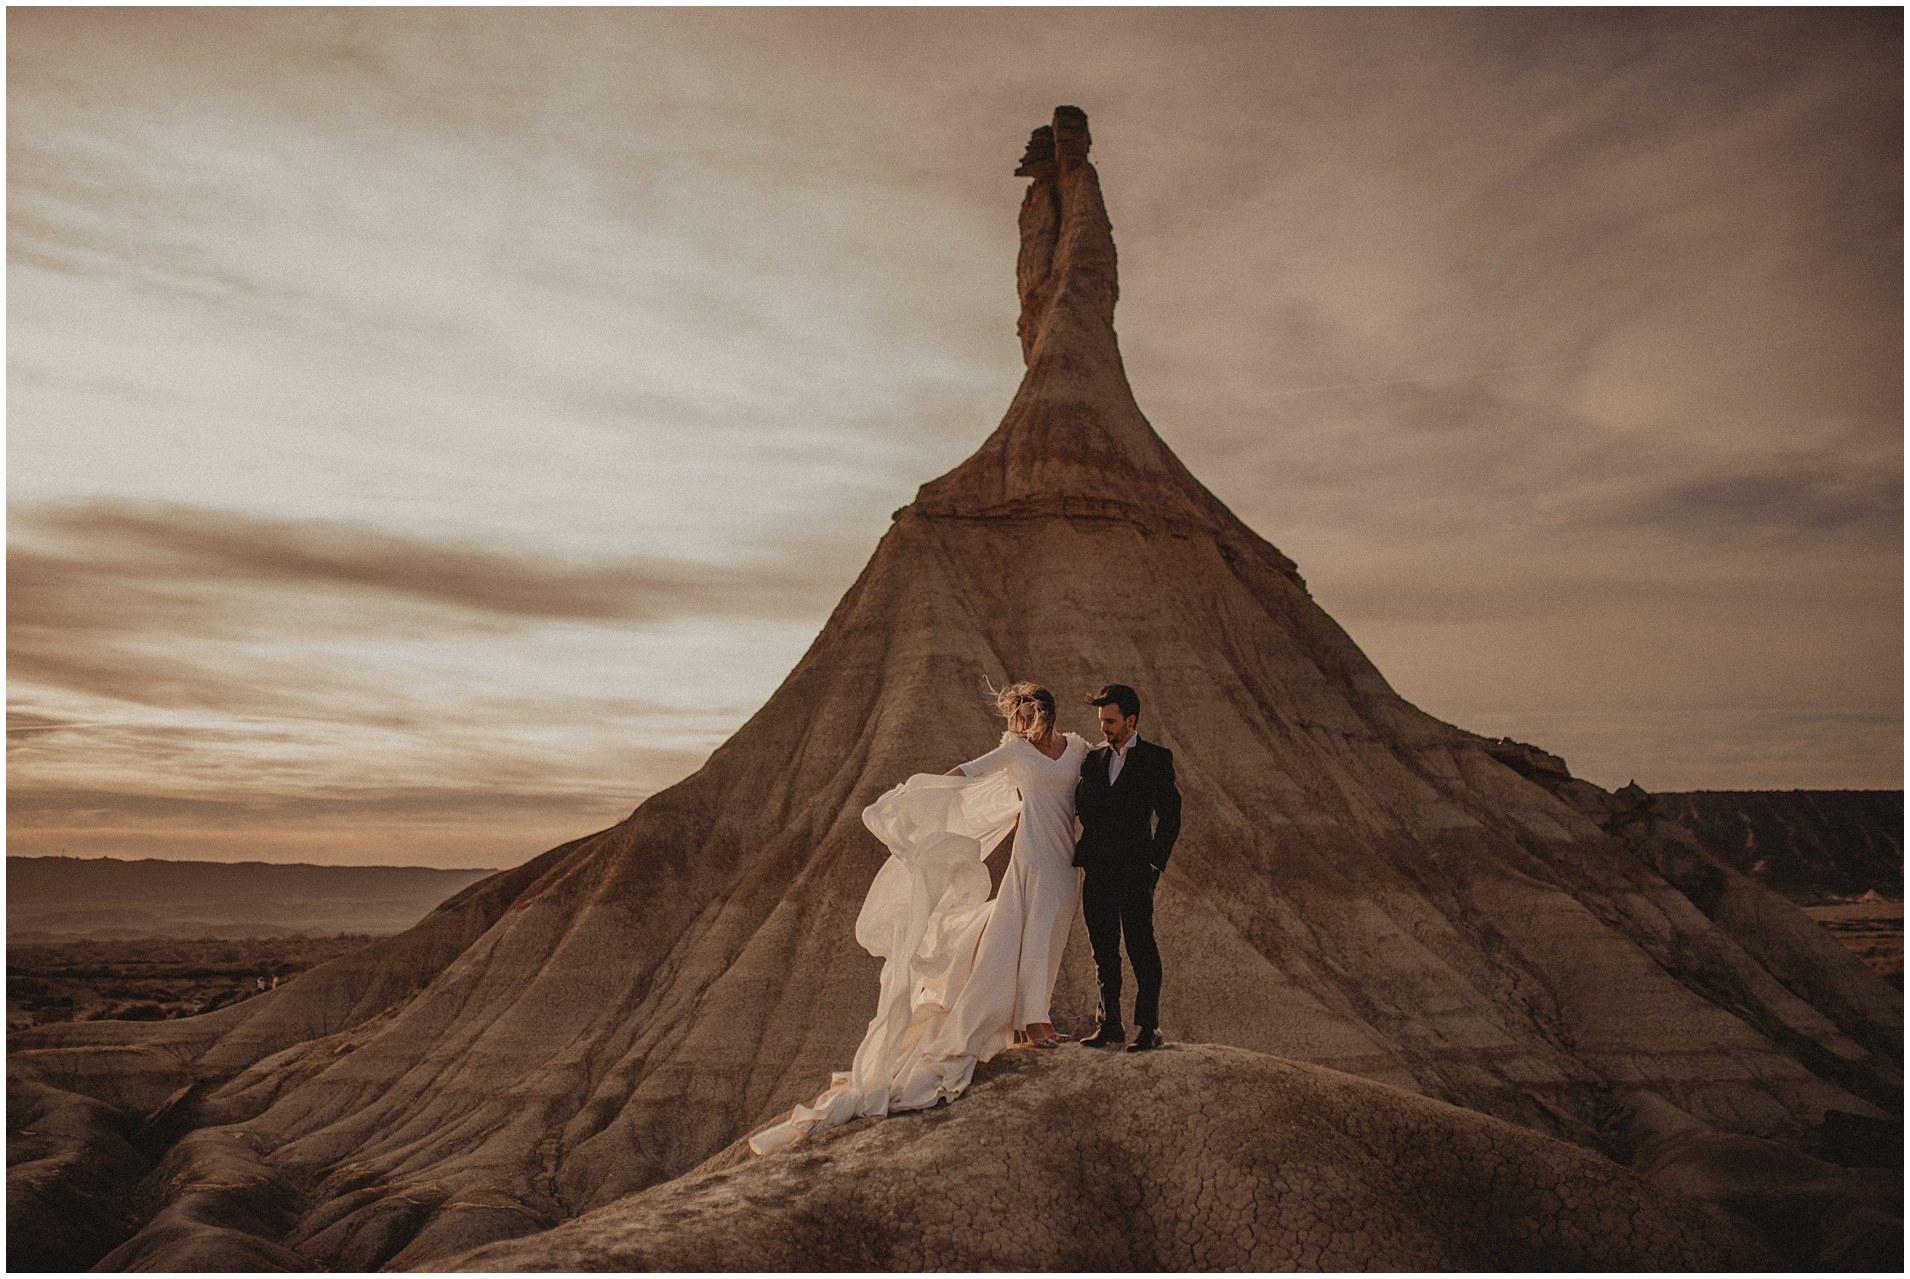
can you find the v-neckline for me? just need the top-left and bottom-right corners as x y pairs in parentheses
(1027, 732), (1070, 763)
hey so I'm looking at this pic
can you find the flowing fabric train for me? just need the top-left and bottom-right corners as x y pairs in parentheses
(749, 768), (1022, 1154)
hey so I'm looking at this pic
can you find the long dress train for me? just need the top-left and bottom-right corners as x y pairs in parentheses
(750, 732), (1088, 1154)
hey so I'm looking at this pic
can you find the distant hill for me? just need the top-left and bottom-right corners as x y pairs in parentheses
(6, 856), (498, 940)
(1655, 790), (1903, 903)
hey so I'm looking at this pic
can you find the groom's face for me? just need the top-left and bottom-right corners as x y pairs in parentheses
(1097, 704), (1137, 747)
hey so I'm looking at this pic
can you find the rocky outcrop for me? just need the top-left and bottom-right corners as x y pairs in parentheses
(443, 1045), (1765, 1272)
(8, 107), (1900, 1273)
(9, 1070), (150, 1270)
(1524, 773), (1901, 1095)
(1655, 790), (1903, 902)
(1619, 1089), (1901, 1271)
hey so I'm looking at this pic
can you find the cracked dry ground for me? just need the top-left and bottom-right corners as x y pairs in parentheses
(442, 1044), (1760, 1271)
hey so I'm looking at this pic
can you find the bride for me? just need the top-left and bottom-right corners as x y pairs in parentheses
(749, 682), (1090, 1155)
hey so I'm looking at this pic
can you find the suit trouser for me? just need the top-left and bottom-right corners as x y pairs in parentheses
(1081, 863), (1162, 1031)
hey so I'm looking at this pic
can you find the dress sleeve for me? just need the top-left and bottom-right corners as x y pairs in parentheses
(956, 733), (1022, 778)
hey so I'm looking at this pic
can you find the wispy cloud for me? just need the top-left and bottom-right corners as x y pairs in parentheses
(7, 499), (860, 763)
(12, 498), (842, 626)
(1257, 363), (1589, 400)
(4, 781), (642, 868)
(1581, 459), (1904, 546)
(6, 495), (821, 861)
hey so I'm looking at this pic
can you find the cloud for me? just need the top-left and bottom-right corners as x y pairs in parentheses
(8, 500), (854, 782)
(6, 783), (628, 826)
(4, 782), (639, 868)
(10, 496), (847, 636)
(1582, 457), (1904, 547)
(2, 693), (723, 868)
(4, 710), (109, 744)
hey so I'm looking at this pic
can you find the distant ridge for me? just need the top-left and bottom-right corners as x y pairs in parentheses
(1654, 790), (1903, 903)
(7, 856), (498, 940)
(11, 853), (499, 872)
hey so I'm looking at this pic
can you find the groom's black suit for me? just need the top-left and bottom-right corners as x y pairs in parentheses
(1074, 737), (1181, 1034)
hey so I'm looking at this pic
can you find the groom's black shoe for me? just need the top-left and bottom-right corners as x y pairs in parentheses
(1081, 1026), (1126, 1049)
(1127, 1027), (1164, 1053)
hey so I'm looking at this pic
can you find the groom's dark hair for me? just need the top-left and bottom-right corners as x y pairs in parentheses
(1085, 683), (1140, 720)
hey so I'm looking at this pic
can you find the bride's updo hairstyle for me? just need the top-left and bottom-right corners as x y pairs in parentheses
(988, 680), (1056, 741)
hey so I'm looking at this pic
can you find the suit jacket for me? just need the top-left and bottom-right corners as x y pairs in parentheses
(1073, 737), (1182, 873)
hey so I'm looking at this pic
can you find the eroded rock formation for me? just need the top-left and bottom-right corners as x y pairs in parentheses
(8, 106), (1900, 1273)
(441, 1046), (1763, 1272)
(1656, 789), (1904, 902)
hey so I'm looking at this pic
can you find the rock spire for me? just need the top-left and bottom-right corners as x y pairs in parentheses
(913, 107), (1284, 571)
(1011, 105), (1114, 369)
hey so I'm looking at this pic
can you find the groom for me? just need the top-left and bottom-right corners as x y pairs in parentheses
(1074, 683), (1181, 1053)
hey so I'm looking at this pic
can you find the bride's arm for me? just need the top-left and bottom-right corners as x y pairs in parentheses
(949, 735), (1019, 780)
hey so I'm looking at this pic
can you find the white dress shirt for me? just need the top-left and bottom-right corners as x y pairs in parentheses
(1107, 730), (1140, 784)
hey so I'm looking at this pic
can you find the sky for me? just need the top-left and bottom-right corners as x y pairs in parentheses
(8, 7), (1902, 869)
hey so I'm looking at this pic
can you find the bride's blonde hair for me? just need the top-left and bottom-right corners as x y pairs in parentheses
(988, 679), (1056, 741)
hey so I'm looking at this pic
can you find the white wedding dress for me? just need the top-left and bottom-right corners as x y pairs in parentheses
(750, 730), (1090, 1155)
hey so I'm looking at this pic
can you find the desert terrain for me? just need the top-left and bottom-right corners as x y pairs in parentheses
(1804, 898), (1904, 989)
(7, 857), (497, 1034)
(8, 855), (495, 941)
(7, 935), (375, 1033)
